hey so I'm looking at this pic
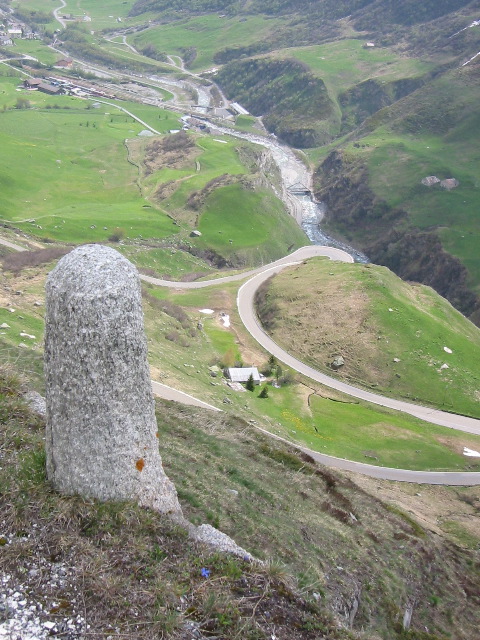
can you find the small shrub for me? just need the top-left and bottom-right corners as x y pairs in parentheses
(108, 227), (125, 242)
(258, 385), (269, 398)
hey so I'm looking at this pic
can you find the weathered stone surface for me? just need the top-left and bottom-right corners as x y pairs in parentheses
(44, 245), (181, 515)
(331, 355), (345, 370)
(193, 524), (253, 561)
(421, 176), (440, 186)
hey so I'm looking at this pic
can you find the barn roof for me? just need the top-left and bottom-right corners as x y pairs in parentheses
(227, 367), (260, 383)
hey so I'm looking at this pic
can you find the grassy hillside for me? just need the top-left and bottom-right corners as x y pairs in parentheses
(3, 252), (480, 473)
(314, 62), (480, 320)
(0, 66), (303, 265)
(2, 364), (480, 639)
(255, 257), (480, 419)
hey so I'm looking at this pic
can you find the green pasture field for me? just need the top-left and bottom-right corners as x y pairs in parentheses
(262, 258), (480, 419)
(131, 14), (285, 71)
(194, 183), (306, 265)
(276, 391), (480, 472)
(286, 39), (435, 96)
(346, 125), (480, 294)
(0, 79), (180, 243)
(5, 39), (58, 66)
(118, 246), (213, 278)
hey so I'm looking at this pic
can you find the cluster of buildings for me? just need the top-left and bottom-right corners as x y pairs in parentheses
(23, 74), (115, 99)
(0, 20), (38, 47)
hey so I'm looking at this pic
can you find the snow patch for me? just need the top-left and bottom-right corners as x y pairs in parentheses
(220, 312), (230, 328)
(463, 447), (480, 457)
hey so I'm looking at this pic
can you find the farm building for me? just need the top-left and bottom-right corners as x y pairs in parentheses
(54, 59), (73, 69)
(24, 78), (43, 89)
(226, 367), (261, 385)
(38, 82), (63, 95)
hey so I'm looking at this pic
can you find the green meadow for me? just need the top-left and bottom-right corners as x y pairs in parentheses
(0, 76), (180, 243)
(286, 39), (435, 96)
(271, 390), (480, 472)
(131, 14), (284, 70)
(260, 258), (480, 419)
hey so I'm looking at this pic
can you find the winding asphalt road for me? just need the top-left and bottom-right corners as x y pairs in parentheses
(2, 242), (480, 485)
(140, 245), (480, 485)
(140, 245), (480, 436)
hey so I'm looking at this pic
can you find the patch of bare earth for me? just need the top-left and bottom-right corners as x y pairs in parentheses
(348, 473), (480, 547)
(143, 131), (200, 175)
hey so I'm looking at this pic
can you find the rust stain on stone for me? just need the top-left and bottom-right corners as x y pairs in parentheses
(136, 458), (145, 472)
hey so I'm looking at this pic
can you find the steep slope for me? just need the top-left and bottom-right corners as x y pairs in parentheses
(314, 62), (480, 322)
(2, 367), (480, 639)
(254, 257), (480, 418)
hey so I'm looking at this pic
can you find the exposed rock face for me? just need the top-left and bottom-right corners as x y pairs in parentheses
(44, 245), (181, 515)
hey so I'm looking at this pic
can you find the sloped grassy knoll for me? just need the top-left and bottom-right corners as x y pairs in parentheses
(255, 258), (480, 419)
(194, 183), (306, 267)
(2, 368), (480, 639)
(130, 131), (307, 266)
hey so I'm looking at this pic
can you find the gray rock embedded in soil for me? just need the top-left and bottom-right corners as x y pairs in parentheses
(44, 244), (181, 515)
(331, 355), (345, 370)
(24, 390), (46, 418)
(193, 524), (253, 561)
